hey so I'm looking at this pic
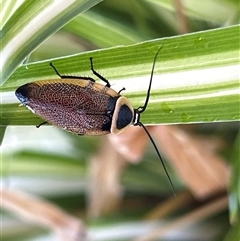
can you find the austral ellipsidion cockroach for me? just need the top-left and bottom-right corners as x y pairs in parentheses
(15, 47), (176, 194)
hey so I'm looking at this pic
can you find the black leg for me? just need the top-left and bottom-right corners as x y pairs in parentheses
(89, 57), (111, 87)
(50, 63), (62, 78)
(49, 62), (95, 82)
(36, 122), (48, 128)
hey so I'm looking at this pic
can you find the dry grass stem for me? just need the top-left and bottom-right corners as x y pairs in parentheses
(108, 126), (148, 162)
(174, 0), (189, 33)
(134, 195), (228, 241)
(87, 138), (127, 217)
(144, 191), (194, 220)
(1, 187), (86, 241)
(152, 126), (230, 199)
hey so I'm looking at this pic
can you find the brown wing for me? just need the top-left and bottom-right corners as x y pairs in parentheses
(18, 79), (120, 135)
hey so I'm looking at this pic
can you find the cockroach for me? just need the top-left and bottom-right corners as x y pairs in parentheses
(15, 47), (175, 194)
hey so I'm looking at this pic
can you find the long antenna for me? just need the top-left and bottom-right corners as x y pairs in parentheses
(135, 45), (176, 195)
(138, 123), (176, 195)
(137, 45), (164, 114)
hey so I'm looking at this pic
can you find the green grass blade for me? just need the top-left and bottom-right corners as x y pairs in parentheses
(1, 25), (239, 126)
(147, 0), (238, 24)
(0, 0), (103, 84)
(65, 11), (144, 48)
